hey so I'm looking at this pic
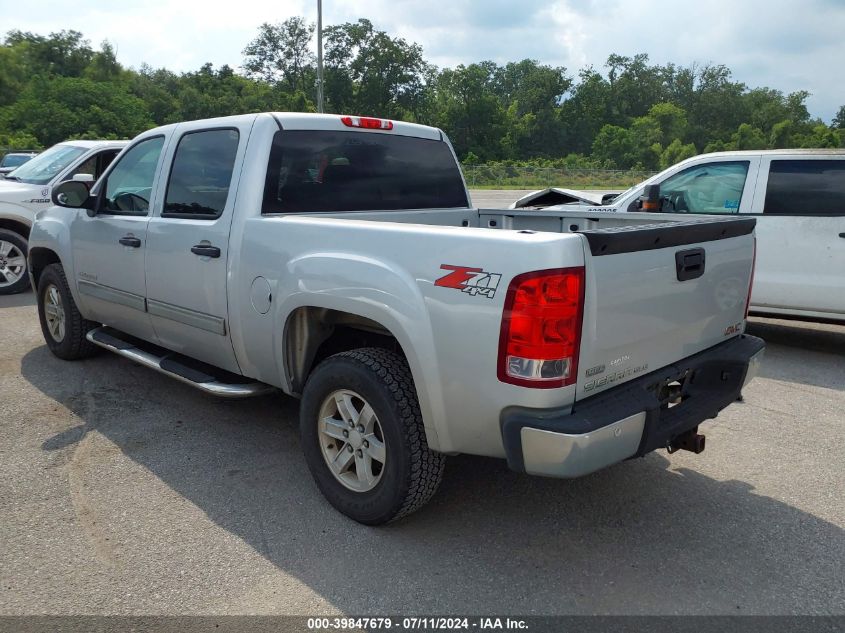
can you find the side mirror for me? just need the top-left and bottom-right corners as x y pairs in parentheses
(72, 173), (95, 184)
(52, 180), (95, 211)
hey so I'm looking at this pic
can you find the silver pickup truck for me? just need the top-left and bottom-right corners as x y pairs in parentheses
(28, 113), (764, 524)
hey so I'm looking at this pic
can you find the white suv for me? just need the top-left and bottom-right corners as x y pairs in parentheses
(0, 140), (127, 294)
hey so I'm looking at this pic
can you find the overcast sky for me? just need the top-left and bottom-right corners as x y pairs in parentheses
(2, 0), (842, 121)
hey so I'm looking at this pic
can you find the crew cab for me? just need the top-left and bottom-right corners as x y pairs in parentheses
(0, 140), (126, 294)
(28, 113), (763, 524)
(513, 150), (845, 323)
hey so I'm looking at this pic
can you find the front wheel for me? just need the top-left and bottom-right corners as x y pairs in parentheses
(300, 348), (446, 525)
(0, 229), (30, 295)
(37, 263), (99, 360)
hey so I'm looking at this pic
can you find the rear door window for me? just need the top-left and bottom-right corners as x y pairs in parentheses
(657, 161), (750, 214)
(262, 130), (469, 213)
(763, 160), (845, 216)
(163, 129), (240, 219)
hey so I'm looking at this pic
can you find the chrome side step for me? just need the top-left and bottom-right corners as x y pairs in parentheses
(86, 326), (276, 399)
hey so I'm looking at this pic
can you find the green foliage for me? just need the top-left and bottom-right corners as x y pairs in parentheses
(796, 124), (842, 148)
(660, 139), (697, 169)
(833, 106), (845, 129)
(592, 125), (633, 168)
(4, 76), (153, 145)
(324, 19), (428, 120)
(0, 130), (41, 149)
(462, 160), (653, 189)
(647, 102), (688, 146)
(0, 24), (841, 172)
(430, 63), (507, 161)
(242, 18), (315, 92)
(731, 123), (768, 150)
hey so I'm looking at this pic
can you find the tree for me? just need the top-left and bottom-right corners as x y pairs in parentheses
(84, 41), (122, 82)
(5, 75), (153, 145)
(491, 59), (570, 115)
(646, 102), (688, 147)
(769, 120), (794, 149)
(1, 24), (841, 166)
(558, 67), (612, 155)
(677, 63), (747, 150)
(796, 124), (842, 148)
(603, 53), (667, 123)
(4, 30), (94, 77)
(242, 18), (315, 93)
(730, 123), (768, 150)
(491, 60), (570, 159)
(660, 139), (697, 169)
(431, 64), (506, 161)
(591, 125), (633, 169)
(323, 19), (429, 119)
(832, 105), (845, 129)
(627, 116), (662, 169)
(0, 46), (26, 106)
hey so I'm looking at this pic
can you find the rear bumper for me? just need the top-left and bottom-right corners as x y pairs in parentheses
(501, 334), (765, 478)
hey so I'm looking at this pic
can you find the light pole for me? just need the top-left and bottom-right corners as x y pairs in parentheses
(316, 0), (324, 113)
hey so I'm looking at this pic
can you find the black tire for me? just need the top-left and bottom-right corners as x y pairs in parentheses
(300, 348), (446, 525)
(0, 228), (30, 295)
(37, 263), (99, 360)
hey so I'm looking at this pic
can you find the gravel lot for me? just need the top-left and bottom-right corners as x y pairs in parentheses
(1, 208), (843, 615)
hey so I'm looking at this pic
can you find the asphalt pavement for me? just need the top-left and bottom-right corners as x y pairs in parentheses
(0, 220), (843, 615)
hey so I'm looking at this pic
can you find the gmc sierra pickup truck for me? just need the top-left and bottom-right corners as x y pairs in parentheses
(513, 150), (845, 323)
(29, 113), (764, 524)
(0, 140), (126, 294)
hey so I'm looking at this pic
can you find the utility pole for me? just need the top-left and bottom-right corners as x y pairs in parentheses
(317, 0), (324, 113)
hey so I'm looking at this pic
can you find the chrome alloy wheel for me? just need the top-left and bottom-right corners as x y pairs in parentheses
(0, 240), (25, 288)
(43, 283), (66, 342)
(317, 389), (386, 492)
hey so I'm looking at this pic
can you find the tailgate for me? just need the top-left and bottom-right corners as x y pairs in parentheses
(575, 218), (756, 401)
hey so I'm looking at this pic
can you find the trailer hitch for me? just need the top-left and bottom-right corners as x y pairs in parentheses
(666, 427), (706, 454)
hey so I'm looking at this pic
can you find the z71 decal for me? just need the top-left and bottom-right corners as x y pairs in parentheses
(435, 264), (502, 299)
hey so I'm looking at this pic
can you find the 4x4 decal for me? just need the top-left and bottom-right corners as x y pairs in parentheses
(435, 264), (502, 299)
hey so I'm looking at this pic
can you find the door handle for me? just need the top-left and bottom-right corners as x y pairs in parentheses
(839, 233), (845, 238)
(675, 247), (706, 281)
(119, 236), (141, 248)
(191, 244), (221, 258)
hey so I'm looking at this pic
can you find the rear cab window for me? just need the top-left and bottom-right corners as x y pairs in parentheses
(262, 130), (468, 213)
(763, 160), (845, 216)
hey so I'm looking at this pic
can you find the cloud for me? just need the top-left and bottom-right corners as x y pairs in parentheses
(1, 0), (842, 120)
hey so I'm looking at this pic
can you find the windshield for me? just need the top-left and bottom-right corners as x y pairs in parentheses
(1, 154), (34, 169)
(7, 144), (87, 184)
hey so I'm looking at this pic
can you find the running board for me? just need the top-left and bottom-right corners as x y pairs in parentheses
(86, 326), (276, 398)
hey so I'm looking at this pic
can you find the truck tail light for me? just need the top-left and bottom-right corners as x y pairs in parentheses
(745, 238), (756, 319)
(498, 267), (585, 388)
(340, 115), (394, 130)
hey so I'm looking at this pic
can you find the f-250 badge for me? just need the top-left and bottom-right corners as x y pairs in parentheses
(435, 264), (502, 299)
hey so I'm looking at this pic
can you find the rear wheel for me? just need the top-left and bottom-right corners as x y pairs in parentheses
(37, 263), (99, 360)
(300, 348), (446, 525)
(0, 229), (30, 295)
